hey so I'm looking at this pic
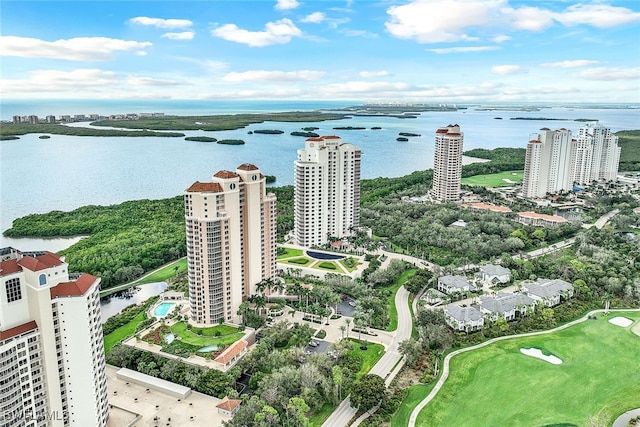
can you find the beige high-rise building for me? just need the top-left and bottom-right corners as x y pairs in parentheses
(0, 248), (109, 427)
(572, 122), (621, 184)
(432, 124), (463, 201)
(184, 164), (277, 325)
(294, 136), (361, 247)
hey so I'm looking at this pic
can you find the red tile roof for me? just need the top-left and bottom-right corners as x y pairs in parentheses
(237, 163), (259, 171)
(467, 203), (512, 213)
(436, 128), (448, 133)
(50, 273), (98, 298)
(323, 135), (341, 139)
(214, 340), (247, 365)
(0, 259), (22, 277)
(518, 211), (568, 223)
(216, 396), (241, 412)
(186, 181), (223, 193)
(214, 170), (239, 179)
(0, 320), (38, 341)
(17, 252), (64, 272)
(306, 137), (324, 142)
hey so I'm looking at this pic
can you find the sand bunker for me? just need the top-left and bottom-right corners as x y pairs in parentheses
(502, 178), (517, 184)
(520, 348), (562, 365)
(609, 316), (633, 327)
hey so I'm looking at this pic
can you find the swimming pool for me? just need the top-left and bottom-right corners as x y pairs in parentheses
(306, 250), (345, 261)
(153, 302), (175, 317)
(197, 345), (219, 352)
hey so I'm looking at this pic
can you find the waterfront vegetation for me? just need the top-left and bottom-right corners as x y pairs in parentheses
(217, 139), (245, 145)
(184, 136), (217, 142)
(91, 111), (349, 131)
(291, 131), (319, 137)
(415, 312), (640, 426)
(102, 296), (159, 353)
(0, 123), (184, 138)
(253, 129), (284, 134)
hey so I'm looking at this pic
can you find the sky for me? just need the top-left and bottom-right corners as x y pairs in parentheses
(1, 0), (639, 103)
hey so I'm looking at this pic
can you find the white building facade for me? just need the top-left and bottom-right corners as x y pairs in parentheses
(185, 164), (277, 325)
(294, 136), (361, 247)
(0, 249), (108, 427)
(432, 125), (463, 201)
(523, 123), (621, 198)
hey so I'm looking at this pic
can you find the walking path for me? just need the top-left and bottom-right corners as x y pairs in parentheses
(408, 308), (640, 427)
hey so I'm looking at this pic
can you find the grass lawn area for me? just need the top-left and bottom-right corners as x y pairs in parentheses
(415, 311), (640, 426)
(461, 170), (524, 187)
(390, 384), (434, 427)
(340, 257), (360, 272)
(308, 402), (336, 427)
(277, 247), (304, 259)
(135, 258), (187, 285)
(314, 261), (340, 271)
(103, 311), (146, 353)
(380, 269), (417, 332)
(348, 339), (385, 379)
(280, 256), (312, 267)
(170, 322), (244, 347)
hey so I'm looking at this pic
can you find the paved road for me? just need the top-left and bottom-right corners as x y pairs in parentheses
(322, 286), (412, 427)
(408, 308), (640, 427)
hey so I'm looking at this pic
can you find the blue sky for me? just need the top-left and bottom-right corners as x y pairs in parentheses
(1, 0), (639, 103)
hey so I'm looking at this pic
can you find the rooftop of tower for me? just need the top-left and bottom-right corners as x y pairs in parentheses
(214, 170), (240, 179)
(237, 163), (259, 171)
(185, 181), (224, 193)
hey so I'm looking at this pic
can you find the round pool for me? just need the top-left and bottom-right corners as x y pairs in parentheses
(198, 345), (219, 352)
(153, 302), (175, 317)
(306, 250), (345, 261)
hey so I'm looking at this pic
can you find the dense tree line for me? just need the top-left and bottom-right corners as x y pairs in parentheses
(0, 123), (184, 138)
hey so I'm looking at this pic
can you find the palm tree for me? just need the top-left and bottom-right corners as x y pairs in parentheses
(339, 325), (346, 339)
(344, 319), (351, 338)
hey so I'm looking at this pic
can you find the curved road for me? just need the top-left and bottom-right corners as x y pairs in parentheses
(408, 308), (640, 427)
(322, 285), (412, 427)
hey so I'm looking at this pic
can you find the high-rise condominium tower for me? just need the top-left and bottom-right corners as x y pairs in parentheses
(432, 124), (463, 201)
(294, 136), (361, 247)
(522, 127), (574, 198)
(0, 248), (109, 427)
(572, 122), (621, 184)
(523, 123), (620, 198)
(184, 164), (277, 325)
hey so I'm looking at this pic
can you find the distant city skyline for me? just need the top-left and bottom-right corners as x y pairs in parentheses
(1, 0), (639, 103)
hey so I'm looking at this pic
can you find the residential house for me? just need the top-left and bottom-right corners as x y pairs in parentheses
(421, 288), (447, 305)
(438, 275), (474, 294)
(479, 264), (511, 286)
(217, 396), (242, 416)
(477, 292), (537, 322)
(522, 278), (574, 307)
(443, 304), (484, 332)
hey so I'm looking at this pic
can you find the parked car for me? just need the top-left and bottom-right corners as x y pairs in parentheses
(308, 340), (318, 347)
(348, 301), (356, 307)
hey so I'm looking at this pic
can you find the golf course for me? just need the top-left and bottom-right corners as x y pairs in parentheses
(461, 170), (524, 187)
(414, 311), (640, 426)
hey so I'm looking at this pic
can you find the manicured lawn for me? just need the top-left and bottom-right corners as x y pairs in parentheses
(390, 384), (434, 427)
(380, 269), (416, 332)
(170, 322), (244, 347)
(348, 339), (385, 379)
(461, 170), (524, 187)
(103, 311), (146, 353)
(135, 258), (188, 285)
(280, 257), (312, 267)
(277, 247), (304, 259)
(315, 261), (339, 270)
(415, 312), (640, 426)
(340, 257), (360, 272)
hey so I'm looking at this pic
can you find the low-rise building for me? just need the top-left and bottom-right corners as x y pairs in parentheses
(478, 292), (537, 322)
(518, 211), (568, 227)
(421, 288), (447, 305)
(522, 278), (574, 307)
(438, 275), (474, 294)
(443, 304), (484, 332)
(479, 264), (511, 286)
(465, 202), (512, 214)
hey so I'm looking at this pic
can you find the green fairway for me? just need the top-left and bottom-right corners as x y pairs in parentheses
(461, 170), (524, 187)
(415, 311), (640, 426)
(135, 258), (187, 285)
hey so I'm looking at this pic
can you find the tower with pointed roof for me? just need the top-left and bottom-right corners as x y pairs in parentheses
(432, 124), (463, 202)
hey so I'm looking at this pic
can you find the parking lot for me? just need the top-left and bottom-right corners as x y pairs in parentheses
(336, 297), (356, 317)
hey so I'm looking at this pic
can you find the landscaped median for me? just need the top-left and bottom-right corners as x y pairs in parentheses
(401, 310), (640, 427)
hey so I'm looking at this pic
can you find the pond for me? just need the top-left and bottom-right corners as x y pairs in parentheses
(100, 281), (167, 323)
(306, 250), (346, 261)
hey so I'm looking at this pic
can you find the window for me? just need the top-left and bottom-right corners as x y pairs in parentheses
(6, 278), (22, 302)
(39, 274), (47, 286)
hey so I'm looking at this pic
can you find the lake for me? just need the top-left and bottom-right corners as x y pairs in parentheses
(100, 281), (167, 323)
(1, 102), (638, 249)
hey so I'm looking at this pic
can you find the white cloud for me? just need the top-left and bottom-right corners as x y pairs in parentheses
(322, 81), (413, 94)
(222, 70), (325, 82)
(130, 17), (193, 29)
(492, 64), (523, 75)
(385, 0), (500, 43)
(429, 46), (500, 54)
(491, 35), (511, 43)
(541, 60), (598, 68)
(0, 36), (151, 61)
(161, 31), (195, 40)
(300, 12), (326, 23)
(127, 76), (188, 86)
(211, 19), (302, 47)
(359, 71), (390, 78)
(575, 67), (640, 81)
(500, 6), (555, 31)
(555, 4), (640, 28)
(275, 0), (300, 11)
(341, 29), (377, 38)
(0, 69), (119, 93)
